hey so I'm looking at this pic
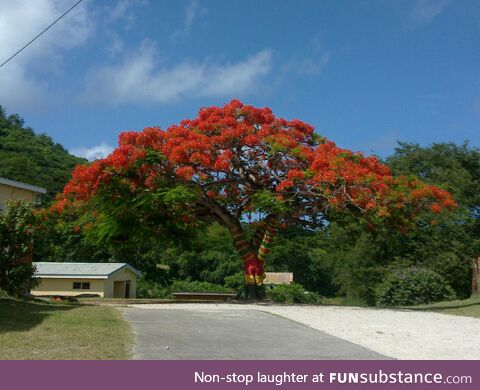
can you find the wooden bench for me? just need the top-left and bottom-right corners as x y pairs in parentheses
(172, 292), (237, 302)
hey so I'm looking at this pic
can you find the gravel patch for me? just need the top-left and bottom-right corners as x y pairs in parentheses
(129, 303), (480, 360)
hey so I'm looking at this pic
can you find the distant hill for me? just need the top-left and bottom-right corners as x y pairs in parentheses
(0, 106), (87, 203)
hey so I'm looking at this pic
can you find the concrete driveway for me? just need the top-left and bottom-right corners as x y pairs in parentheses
(122, 306), (388, 359)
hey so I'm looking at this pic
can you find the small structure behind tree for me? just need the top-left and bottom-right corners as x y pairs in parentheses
(264, 272), (294, 286)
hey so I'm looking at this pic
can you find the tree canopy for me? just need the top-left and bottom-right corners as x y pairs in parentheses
(53, 100), (455, 287)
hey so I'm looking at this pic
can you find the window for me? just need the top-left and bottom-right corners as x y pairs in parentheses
(73, 282), (90, 290)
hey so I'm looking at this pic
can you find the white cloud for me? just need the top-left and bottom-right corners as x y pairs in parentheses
(410, 0), (451, 25)
(81, 42), (272, 105)
(185, 0), (206, 28)
(103, 1), (148, 58)
(171, 0), (208, 41)
(108, 0), (133, 21)
(108, 33), (125, 57)
(105, 0), (147, 28)
(0, 0), (92, 111)
(202, 51), (272, 96)
(285, 53), (330, 76)
(70, 142), (114, 161)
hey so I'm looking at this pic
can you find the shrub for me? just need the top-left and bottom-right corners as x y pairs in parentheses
(0, 288), (9, 298)
(136, 278), (234, 299)
(375, 267), (456, 306)
(224, 272), (245, 290)
(136, 279), (170, 299)
(267, 283), (323, 304)
(0, 201), (38, 296)
(169, 280), (234, 294)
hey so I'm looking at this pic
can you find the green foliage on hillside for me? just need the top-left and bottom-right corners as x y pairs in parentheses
(0, 106), (86, 203)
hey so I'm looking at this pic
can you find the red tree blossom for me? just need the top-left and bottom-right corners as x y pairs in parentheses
(56, 100), (456, 287)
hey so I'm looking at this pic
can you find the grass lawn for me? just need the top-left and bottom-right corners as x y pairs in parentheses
(0, 298), (133, 360)
(401, 296), (480, 319)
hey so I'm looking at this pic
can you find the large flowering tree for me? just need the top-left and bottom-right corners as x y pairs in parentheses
(53, 100), (456, 288)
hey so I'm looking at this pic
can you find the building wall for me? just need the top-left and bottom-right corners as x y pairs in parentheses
(104, 268), (138, 298)
(31, 278), (106, 297)
(0, 183), (36, 211)
(30, 267), (138, 298)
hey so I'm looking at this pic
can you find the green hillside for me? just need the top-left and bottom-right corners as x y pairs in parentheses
(0, 106), (86, 203)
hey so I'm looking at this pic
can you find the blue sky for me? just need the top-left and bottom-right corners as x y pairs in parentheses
(0, 0), (479, 160)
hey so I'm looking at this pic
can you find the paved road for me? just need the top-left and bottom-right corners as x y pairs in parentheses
(123, 307), (388, 359)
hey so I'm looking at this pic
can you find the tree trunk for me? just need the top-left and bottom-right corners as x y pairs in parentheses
(229, 216), (280, 299)
(472, 257), (480, 296)
(199, 198), (268, 288)
(0, 268), (5, 292)
(230, 227), (265, 285)
(199, 198), (279, 300)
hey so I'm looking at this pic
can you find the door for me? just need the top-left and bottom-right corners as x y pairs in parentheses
(125, 281), (131, 298)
